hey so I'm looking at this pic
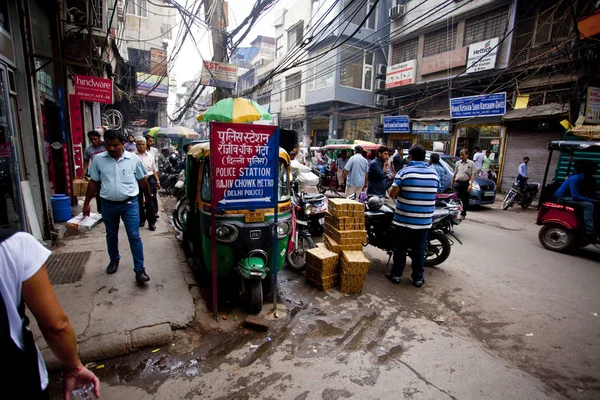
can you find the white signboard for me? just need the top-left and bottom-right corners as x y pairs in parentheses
(386, 60), (416, 89)
(466, 38), (499, 74)
(585, 87), (600, 124)
(200, 61), (238, 90)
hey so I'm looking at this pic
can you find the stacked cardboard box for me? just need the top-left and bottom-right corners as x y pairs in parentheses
(322, 199), (370, 294)
(305, 247), (339, 291)
(339, 251), (370, 294)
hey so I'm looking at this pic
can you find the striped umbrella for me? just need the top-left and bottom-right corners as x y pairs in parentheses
(198, 97), (271, 123)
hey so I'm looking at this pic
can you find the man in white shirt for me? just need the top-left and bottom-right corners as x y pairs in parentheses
(473, 146), (484, 173)
(145, 135), (159, 160)
(135, 137), (159, 231)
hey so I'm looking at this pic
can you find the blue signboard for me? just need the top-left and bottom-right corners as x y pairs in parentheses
(383, 116), (409, 133)
(57, 86), (67, 143)
(450, 92), (506, 118)
(210, 122), (280, 210)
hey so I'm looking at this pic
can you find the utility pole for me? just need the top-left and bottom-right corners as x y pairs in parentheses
(204, 0), (229, 102)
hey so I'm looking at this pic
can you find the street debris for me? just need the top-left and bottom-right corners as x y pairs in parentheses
(152, 348), (160, 352)
(222, 315), (228, 320)
(432, 316), (446, 324)
(378, 346), (385, 353)
(96, 365), (105, 369)
(267, 337), (273, 342)
(312, 348), (318, 353)
(592, 313), (598, 317)
(525, 333), (534, 337)
(250, 345), (259, 349)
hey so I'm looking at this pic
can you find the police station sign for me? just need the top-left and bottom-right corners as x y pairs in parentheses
(466, 38), (499, 74)
(210, 122), (280, 210)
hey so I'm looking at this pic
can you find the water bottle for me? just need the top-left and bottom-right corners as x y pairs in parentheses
(70, 383), (95, 400)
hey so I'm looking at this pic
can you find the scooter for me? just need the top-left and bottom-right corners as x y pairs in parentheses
(364, 196), (461, 267)
(287, 182), (318, 271)
(502, 176), (540, 210)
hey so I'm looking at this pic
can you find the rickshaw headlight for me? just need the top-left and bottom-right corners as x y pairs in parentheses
(305, 205), (314, 215)
(275, 221), (291, 239)
(215, 224), (238, 243)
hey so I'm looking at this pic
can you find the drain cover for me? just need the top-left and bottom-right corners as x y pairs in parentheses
(46, 251), (91, 285)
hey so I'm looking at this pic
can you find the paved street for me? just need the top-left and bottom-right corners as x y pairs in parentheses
(45, 201), (600, 400)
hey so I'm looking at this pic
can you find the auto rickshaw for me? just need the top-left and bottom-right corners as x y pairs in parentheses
(537, 140), (600, 252)
(183, 142), (293, 313)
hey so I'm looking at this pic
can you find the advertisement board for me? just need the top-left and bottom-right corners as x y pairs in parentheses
(209, 122), (280, 210)
(383, 116), (410, 133)
(201, 61), (238, 90)
(412, 120), (450, 134)
(73, 74), (113, 104)
(466, 38), (499, 74)
(136, 73), (169, 98)
(420, 47), (467, 75)
(585, 87), (600, 124)
(385, 60), (416, 89)
(450, 93), (507, 118)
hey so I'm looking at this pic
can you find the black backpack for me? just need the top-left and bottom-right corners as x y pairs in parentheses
(0, 229), (45, 398)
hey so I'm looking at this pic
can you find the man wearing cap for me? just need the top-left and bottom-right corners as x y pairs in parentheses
(83, 130), (152, 283)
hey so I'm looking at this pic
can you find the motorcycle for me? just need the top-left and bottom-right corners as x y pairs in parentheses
(286, 182), (318, 271)
(501, 176), (540, 210)
(159, 154), (184, 195)
(364, 196), (461, 267)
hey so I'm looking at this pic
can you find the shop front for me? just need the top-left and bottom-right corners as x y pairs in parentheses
(454, 122), (504, 171)
(310, 118), (329, 147)
(341, 117), (373, 143)
(412, 119), (453, 153)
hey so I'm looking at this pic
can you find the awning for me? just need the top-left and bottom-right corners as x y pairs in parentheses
(502, 103), (569, 121)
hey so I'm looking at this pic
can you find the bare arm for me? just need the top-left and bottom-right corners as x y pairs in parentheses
(22, 266), (100, 399)
(342, 169), (349, 182)
(82, 179), (99, 217)
(389, 186), (399, 199)
(82, 160), (90, 177)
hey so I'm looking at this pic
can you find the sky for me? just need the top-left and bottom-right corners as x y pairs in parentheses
(171, 0), (283, 86)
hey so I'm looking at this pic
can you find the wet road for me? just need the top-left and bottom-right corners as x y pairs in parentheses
(49, 204), (600, 399)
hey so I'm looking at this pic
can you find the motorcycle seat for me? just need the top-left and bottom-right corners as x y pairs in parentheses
(304, 193), (326, 201)
(436, 193), (456, 199)
(433, 208), (450, 218)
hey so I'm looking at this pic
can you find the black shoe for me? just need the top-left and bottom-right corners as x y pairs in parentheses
(149, 223), (156, 231)
(413, 279), (425, 288)
(140, 221), (145, 228)
(386, 272), (401, 284)
(135, 270), (150, 283)
(106, 259), (119, 274)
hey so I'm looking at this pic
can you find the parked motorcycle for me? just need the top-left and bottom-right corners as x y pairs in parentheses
(159, 154), (184, 195)
(501, 177), (540, 210)
(364, 196), (461, 267)
(286, 182), (318, 271)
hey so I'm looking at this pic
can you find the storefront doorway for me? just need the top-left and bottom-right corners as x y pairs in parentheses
(455, 125), (503, 168)
(0, 65), (24, 229)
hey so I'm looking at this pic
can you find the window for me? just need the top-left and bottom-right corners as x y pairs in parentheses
(275, 36), (283, 59)
(311, 0), (321, 20)
(257, 94), (270, 106)
(161, 23), (172, 40)
(464, 7), (509, 46)
(308, 50), (335, 91)
(287, 23), (304, 50)
(340, 46), (373, 90)
(127, 0), (148, 17)
(128, 48), (151, 72)
(285, 73), (302, 102)
(391, 37), (419, 65)
(423, 25), (457, 58)
(343, 0), (377, 30)
(533, 2), (571, 47)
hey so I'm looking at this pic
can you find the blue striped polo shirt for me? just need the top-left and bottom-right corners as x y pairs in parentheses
(392, 161), (439, 229)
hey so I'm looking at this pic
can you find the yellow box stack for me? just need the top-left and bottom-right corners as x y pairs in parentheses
(322, 199), (370, 294)
(305, 247), (339, 291)
(339, 251), (370, 294)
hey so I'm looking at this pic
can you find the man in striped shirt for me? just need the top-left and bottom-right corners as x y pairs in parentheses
(387, 145), (439, 287)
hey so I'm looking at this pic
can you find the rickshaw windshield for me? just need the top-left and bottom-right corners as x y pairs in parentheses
(201, 159), (291, 203)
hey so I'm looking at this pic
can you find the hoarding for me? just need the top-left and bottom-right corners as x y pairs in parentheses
(383, 116), (409, 133)
(209, 122), (280, 210)
(585, 87), (600, 124)
(412, 120), (450, 134)
(466, 38), (499, 74)
(450, 93), (507, 118)
(420, 47), (467, 75)
(136, 72), (169, 98)
(385, 60), (416, 89)
(201, 61), (238, 90)
(73, 74), (113, 104)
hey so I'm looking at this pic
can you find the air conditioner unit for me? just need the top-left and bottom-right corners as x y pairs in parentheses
(376, 64), (387, 77)
(375, 94), (388, 106)
(375, 79), (386, 91)
(389, 5), (405, 20)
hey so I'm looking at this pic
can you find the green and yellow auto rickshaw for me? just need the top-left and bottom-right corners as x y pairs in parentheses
(182, 142), (292, 313)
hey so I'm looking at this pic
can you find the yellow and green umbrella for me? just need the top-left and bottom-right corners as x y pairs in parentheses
(198, 97), (271, 123)
(143, 126), (161, 137)
(145, 126), (199, 139)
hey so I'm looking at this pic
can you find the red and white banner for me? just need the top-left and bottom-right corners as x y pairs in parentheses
(386, 60), (416, 89)
(74, 74), (113, 104)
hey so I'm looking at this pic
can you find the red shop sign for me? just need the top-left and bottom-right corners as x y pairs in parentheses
(74, 74), (113, 104)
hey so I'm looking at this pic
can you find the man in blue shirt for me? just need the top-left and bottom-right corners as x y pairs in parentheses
(387, 145), (439, 287)
(429, 153), (446, 192)
(367, 146), (391, 197)
(555, 160), (598, 241)
(342, 145), (369, 200)
(516, 156), (529, 186)
(83, 130), (153, 283)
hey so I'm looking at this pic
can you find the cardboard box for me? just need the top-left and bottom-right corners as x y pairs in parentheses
(72, 178), (89, 197)
(305, 266), (339, 291)
(323, 235), (363, 254)
(324, 226), (367, 246)
(66, 213), (102, 232)
(340, 251), (370, 276)
(340, 269), (366, 294)
(328, 199), (364, 215)
(325, 213), (365, 230)
(305, 247), (339, 276)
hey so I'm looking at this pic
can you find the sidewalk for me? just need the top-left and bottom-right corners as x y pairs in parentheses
(32, 195), (195, 370)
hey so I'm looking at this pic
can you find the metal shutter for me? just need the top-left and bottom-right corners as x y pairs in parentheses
(500, 131), (562, 192)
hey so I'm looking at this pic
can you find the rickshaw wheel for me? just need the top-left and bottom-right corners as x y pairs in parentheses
(538, 224), (573, 253)
(246, 279), (263, 314)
